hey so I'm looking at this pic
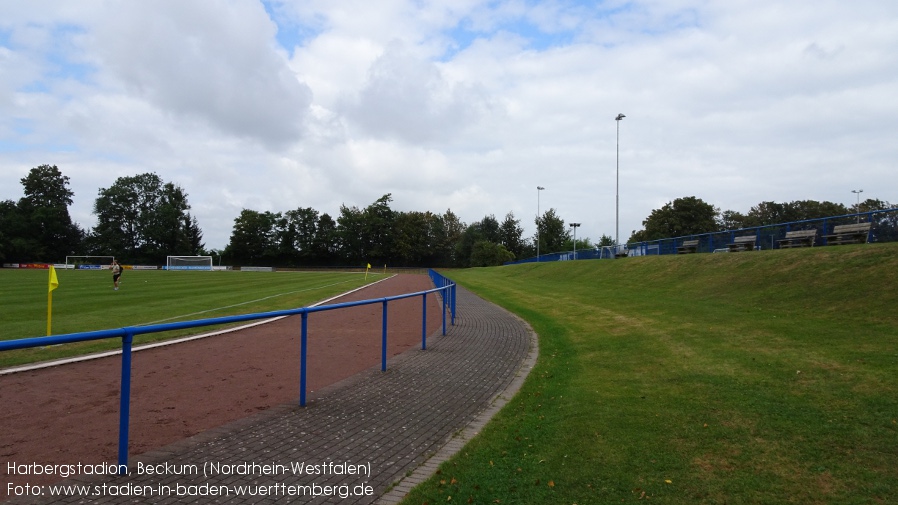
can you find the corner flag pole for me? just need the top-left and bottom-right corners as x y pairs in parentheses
(47, 265), (59, 336)
(365, 263), (371, 280)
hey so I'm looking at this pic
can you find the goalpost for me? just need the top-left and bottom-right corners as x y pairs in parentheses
(166, 256), (213, 271)
(65, 255), (115, 270)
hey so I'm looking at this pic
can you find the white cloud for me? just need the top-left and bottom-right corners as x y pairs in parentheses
(1, 0), (896, 251)
(340, 40), (495, 144)
(86, 0), (312, 148)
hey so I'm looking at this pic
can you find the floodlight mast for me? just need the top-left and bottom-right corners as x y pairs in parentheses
(852, 189), (863, 223)
(570, 223), (581, 259)
(537, 186), (545, 262)
(615, 113), (625, 251)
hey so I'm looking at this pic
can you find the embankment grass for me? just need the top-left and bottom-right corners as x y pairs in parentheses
(403, 243), (898, 504)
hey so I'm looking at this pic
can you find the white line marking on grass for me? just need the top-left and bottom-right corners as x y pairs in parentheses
(0, 275), (396, 375)
(139, 276), (378, 326)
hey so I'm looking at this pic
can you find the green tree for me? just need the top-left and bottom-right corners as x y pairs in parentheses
(363, 194), (395, 264)
(499, 212), (527, 259)
(313, 213), (337, 263)
(631, 196), (719, 241)
(337, 204), (365, 264)
(280, 207), (319, 264)
(455, 223), (482, 268)
(434, 209), (465, 267)
(597, 234), (615, 247)
(861, 198), (898, 242)
(0, 199), (23, 263)
(535, 208), (569, 253)
(455, 215), (505, 267)
(742, 200), (849, 227)
(224, 209), (280, 265)
(480, 214), (501, 244)
(392, 211), (439, 266)
(90, 173), (200, 263)
(784, 200), (848, 222)
(184, 214), (204, 255)
(149, 182), (194, 258)
(14, 165), (83, 261)
(718, 209), (747, 230)
(470, 240), (514, 267)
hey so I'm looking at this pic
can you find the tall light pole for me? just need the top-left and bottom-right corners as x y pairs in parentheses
(615, 113), (625, 251)
(852, 189), (863, 223)
(570, 223), (581, 260)
(537, 186), (545, 261)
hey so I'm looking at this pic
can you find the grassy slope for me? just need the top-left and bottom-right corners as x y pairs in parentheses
(402, 244), (898, 504)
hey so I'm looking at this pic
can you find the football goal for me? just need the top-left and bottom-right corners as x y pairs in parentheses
(166, 256), (213, 271)
(65, 255), (115, 270)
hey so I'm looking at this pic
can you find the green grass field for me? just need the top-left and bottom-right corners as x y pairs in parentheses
(0, 268), (381, 368)
(402, 243), (898, 504)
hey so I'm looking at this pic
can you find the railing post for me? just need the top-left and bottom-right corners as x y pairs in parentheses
(381, 300), (388, 371)
(300, 311), (308, 406)
(421, 292), (427, 350)
(451, 283), (456, 325)
(117, 330), (134, 473)
(441, 287), (447, 336)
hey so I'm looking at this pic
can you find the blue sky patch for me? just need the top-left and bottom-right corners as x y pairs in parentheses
(261, 0), (324, 57)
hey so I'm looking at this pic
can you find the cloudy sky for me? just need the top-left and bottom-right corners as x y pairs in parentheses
(2, 1), (896, 251)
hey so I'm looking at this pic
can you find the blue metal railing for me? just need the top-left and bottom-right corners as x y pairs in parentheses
(0, 272), (456, 472)
(428, 269), (457, 330)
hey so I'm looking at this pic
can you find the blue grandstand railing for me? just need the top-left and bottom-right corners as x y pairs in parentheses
(507, 208), (898, 264)
(0, 274), (456, 473)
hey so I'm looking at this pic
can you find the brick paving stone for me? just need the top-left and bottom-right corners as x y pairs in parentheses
(9, 286), (536, 505)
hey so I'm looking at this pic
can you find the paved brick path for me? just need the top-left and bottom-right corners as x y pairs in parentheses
(12, 285), (536, 504)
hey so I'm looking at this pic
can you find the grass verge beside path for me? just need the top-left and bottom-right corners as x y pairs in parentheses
(402, 243), (898, 504)
(0, 269), (379, 368)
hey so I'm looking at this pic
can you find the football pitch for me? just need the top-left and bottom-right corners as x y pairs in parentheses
(0, 268), (381, 368)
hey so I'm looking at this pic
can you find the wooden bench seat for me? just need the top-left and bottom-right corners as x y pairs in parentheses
(677, 239), (699, 254)
(777, 229), (817, 248)
(727, 235), (757, 252)
(822, 222), (871, 245)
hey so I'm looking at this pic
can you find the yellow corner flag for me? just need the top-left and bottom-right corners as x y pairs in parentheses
(47, 265), (59, 335)
(49, 265), (59, 292)
(365, 263), (371, 280)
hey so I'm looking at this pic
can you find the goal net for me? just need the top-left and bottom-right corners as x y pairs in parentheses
(166, 256), (213, 271)
(65, 255), (115, 270)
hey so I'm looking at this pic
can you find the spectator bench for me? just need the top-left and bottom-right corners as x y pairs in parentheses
(727, 235), (757, 252)
(677, 239), (699, 254)
(823, 222), (872, 245)
(777, 229), (817, 249)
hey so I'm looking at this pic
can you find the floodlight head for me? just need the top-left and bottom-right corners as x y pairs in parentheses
(616, 113), (626, 121)
(537, 186), (545, 190)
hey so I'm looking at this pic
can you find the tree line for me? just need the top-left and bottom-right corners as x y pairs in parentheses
(2, 165), (894, 268)
(628, 195), (896, 243)
(217, 194), (598, 267)
(0, 165), (589, 267)
(1, 166), (202, 266)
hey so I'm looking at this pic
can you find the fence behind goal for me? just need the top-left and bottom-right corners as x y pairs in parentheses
(166, 255), (213, 270)
(65, 255), (115, 270)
